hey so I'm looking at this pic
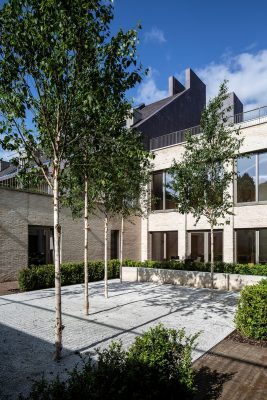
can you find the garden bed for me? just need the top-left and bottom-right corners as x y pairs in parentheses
(122, 266), (266, 291)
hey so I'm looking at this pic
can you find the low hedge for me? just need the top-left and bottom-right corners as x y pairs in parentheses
(18, 259), (120, 291)
(123, 259), (267, 276)
(234, 279), (267, 340)
(22, 324), (198, 400)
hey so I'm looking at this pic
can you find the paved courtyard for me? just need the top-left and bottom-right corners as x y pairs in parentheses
(0, 280), (238, 399)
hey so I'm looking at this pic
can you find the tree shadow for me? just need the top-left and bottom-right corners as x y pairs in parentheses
(193, 366), (235, 399)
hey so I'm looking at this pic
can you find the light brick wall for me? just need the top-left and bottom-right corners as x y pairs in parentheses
(0, 188), (141, 282)
(144, 120), (267, 262)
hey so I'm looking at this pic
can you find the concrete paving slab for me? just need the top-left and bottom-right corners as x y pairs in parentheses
(0, 280), (238, 399)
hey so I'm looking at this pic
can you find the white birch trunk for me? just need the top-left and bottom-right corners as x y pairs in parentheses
(84, 176), (89, 315)
(53, 169), (63, 361)
(210, 224), (214, 292)
(120, 216), (124, 283)
(104, 216), (108, 298)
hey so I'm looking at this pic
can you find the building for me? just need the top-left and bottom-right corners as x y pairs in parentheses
(138, 70), (267, 265)
(1, 67), (267, 282)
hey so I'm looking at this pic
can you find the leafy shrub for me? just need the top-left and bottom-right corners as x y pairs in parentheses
(23, 324), (198, 400)
(124, 259), (267, 276)
(234, 279), (267, 340)
(19, 260), (120, 291)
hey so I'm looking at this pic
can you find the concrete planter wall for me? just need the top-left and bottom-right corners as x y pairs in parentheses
(122, 266), (265, 292)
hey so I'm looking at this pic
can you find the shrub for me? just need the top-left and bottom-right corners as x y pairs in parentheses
(23, 324), (198, 400)
(124, 259), (267, 276)
(19, 260), (120, 291)
(234, 279), (267, 340)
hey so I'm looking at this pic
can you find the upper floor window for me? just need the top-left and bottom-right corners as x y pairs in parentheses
(151, 170), (177, 211)
(236, 151), (267, 203)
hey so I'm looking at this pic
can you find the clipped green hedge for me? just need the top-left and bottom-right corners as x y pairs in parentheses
(123, 259), (267, 276)
(23, 324), (198, 400)
(19, 259), (120, 291)
(234, 279), (267, 340)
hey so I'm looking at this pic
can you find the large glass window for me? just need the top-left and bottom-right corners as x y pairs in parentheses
(237, 155), (256, 202)
(188, 230), (223, 262)
(151, 232), (164, 261)
(208, 231), (223, 261)
(236, 230), (256, 264)
(152, 171), (163, 210)
(151, 170), (177, 210)
(151, 231), (178, 261)
(165, 172), (177, 209)
(166, 231), (178, 260)
(190, 232), (205, 261)
(259, 153), (267, 201)
(259, 229), (267, 263)
(28, 226), (53, 266)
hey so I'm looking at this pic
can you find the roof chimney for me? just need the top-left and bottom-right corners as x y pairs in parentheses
(168, 76), (185, 96)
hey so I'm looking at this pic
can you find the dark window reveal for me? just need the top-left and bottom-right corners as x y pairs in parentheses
(28, 226), (53, 266)
(111, 230), (120, 259)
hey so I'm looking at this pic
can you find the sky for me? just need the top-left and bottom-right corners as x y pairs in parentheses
(1, 0), (267, 160)
(112, 0), (267, 110)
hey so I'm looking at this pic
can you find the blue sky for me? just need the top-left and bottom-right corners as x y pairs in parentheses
(1, 0), (267, 159)
(112, 0), (267, 109)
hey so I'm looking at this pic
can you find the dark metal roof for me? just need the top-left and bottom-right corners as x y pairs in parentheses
(0, 164), (17, 178)
(132, 92), (183, 127)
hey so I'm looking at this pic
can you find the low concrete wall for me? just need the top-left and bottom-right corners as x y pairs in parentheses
(122, 266), (265, 291)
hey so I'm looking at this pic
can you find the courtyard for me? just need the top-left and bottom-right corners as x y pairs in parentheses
(0, 280), (238, 399)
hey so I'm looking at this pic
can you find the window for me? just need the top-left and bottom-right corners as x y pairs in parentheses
(259, 229), (267, 263)
(237, 155), (256, 202)
(236, 151), (267, 203)
(111, 230), (120, 259)
(151, 231), (178, 261)
(152, 171), (163, 210)
(259, 153), (267, 201)
(151, 170), (177, 211)
(188, 230), (223, 262)
(236, 228), (267, 264)
(28, 226), (53, 266)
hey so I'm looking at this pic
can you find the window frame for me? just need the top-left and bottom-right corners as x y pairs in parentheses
(235, 228), (267, 264)
(151, 169), (177, 211)
(235, 150), (267, 205)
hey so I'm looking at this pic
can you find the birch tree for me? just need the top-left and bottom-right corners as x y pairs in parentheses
(0, 0), (124, 360)
(168, 82), (243, 291)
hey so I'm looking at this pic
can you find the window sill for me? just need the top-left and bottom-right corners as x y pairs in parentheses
(234, 201), (267, 207)
(151, 209), (177, 214)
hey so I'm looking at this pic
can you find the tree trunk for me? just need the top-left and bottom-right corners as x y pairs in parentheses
(210, 224), (214, 292)
(120, 216), (124, 283)
(104, 216), (108, 298)
(53, 169), (63, 361)
(84, 176), (89, 315)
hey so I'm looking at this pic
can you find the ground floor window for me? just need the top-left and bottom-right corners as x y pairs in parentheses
(150, 231), (178, 261)
(28, 225), (53, 266)
(111, 230), (120, 259)
(235, 228), (267, 264)
(187, 230), (223, 262)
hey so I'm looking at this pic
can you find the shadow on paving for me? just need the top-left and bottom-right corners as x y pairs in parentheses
(0, 323), (87, 400)
(193, 366), (235, 400)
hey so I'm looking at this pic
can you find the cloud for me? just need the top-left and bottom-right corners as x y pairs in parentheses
(144, 27), (166, 44)
(134, 68), (168, 105)
(196, 49), (267, 110)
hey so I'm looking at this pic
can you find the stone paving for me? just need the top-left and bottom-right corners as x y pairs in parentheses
(0, 280), (238, 399)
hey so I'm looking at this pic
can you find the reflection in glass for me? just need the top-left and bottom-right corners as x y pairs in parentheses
(259, 229), (267, 263)
(237, 155), (256, 202)
(208, 231), (223, 261)
(190, 232), (204, 261)
(236, 230), (255, 264)
(259, 153), (267, 201)
(151, 232), (164, 261)
(165, 172), (177, 209)
(166, 231), (178, 259)
(152, 171), (163, 210)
